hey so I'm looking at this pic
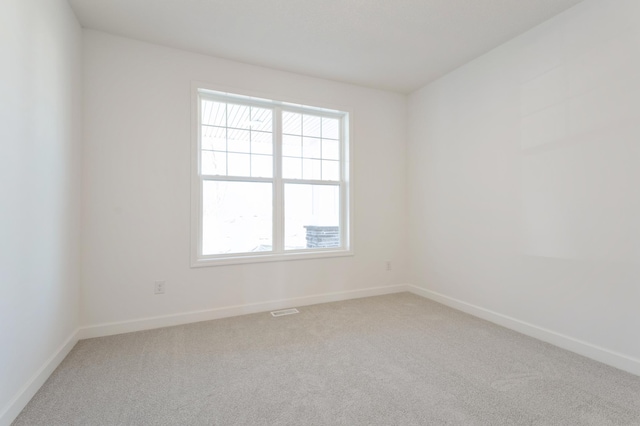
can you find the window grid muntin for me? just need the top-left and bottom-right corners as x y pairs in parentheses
(280, 110), (342, 182)
(200, 100), (274, 179)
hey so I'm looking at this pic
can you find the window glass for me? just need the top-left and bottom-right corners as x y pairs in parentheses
(284, 184), (340, 250)
(202, 181), (272, 255)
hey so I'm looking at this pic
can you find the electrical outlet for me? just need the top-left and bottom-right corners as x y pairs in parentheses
(154, 280), (166, 295)
(386, 261), (392, 271)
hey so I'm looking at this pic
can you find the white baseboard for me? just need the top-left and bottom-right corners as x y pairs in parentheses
(407, 285), (640, 377)
(79, 284), (409, 340)
(0, 329), (79, 426)
(6, 284), (637, 426)
(1, 285), (406, 424)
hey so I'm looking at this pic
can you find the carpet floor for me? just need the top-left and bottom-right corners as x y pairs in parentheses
(13, 292), (640, 425)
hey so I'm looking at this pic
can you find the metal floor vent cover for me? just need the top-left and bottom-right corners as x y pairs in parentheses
(270, 308), (299, 317)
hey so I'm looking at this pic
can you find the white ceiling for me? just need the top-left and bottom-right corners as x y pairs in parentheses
(68, 0), (583, 93)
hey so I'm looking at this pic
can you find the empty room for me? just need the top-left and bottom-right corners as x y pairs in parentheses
(3, 0), (640, 424)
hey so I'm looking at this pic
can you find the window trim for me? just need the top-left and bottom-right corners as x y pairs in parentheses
(190, 82), (354, 267)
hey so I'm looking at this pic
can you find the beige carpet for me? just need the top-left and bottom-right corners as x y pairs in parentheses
(13, 293), (640, 425)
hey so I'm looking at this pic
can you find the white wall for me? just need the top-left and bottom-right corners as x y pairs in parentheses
(408, 0), (640, 369)
(0, 0), (82, 423)
(81, 31), (407, 330)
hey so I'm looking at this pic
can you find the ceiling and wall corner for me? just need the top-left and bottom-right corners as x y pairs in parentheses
(68, 0), (583, 93)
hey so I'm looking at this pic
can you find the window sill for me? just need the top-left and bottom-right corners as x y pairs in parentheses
(191, 248), (354, 268)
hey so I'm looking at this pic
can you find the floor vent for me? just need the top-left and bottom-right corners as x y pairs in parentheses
(270, 308), (299, 317)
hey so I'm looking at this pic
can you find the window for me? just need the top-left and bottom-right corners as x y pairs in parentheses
(191, 87), (352, 266)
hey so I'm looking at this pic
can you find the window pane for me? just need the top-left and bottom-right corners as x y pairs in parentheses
(284, 184), (340, 250)
(201, 100), (226, 126)
(201, 151), (226, 175)
(322, 139), (339, 160)
(227, 104), (251, 129)
(322, 117), (339, 139)
(302, 158), (321, 180)
(251, 131), (272, 155)
(228, 153), (251, 176)
(283, 135), (302, 157)
(283, 157), (302, 179)
(202, 181), (272, 255)
(251, 154), (272, 178)
(228, 129), (251, 153)
(302, 137), (321, 159)
(250, 107), (272, 132)
(303, 115), (321, 137)
(322, 160), (340, 181)
(202, 126), (226, 151)
(283, 111), (302, 135)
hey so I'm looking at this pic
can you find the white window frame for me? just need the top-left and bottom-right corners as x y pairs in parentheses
(190, 83), (353, 267)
